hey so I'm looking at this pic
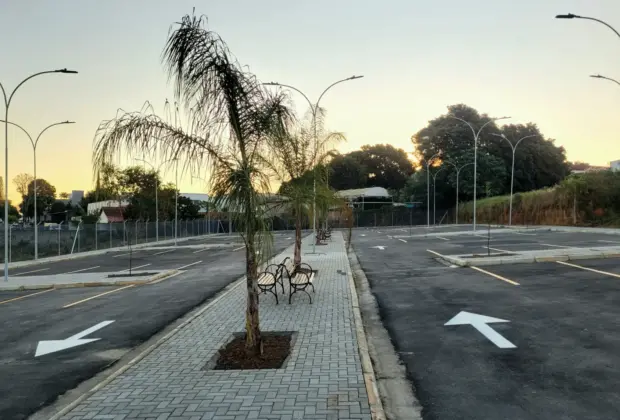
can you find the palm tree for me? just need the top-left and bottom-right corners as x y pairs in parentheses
(92, 13), (291, 355)
(268, 108), (344, 265)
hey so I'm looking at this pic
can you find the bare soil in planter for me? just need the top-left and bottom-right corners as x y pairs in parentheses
(213, 332), (293, 370)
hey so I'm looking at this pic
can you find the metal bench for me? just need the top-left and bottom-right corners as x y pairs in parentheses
(279, 257), (315, 304)
(257, 263), (285, 304)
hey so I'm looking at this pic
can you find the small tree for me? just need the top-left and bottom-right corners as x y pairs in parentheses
(268, 109), (344, 265)
(92, 12), (291, 355)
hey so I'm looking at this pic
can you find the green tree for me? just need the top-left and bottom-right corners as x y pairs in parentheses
(411, 104), (568, 206)
(269, 108), (344, 265)
(49, 201), (68, 223)
(92, 12), (291, 355)
(356, 144), (414, 190)
(328, 154), (367, 190)
(0, 203), (20, 223)
(20, 179), (57, 218)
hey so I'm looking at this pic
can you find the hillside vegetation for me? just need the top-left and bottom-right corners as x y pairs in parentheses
(458, 171), (620, 227)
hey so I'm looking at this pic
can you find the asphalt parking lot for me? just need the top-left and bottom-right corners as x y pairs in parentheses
(353, 225), (620, 420)
(0, 232), (295, 420)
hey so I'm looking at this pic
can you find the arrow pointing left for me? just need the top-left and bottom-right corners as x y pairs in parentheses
(35, 321), (115, 357)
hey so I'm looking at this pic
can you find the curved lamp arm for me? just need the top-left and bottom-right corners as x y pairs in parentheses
(590, 74), (620, 87)
(556, 13), (620, 40)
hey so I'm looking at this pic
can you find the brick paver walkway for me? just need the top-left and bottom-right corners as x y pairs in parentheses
(60, 232), (371, 420)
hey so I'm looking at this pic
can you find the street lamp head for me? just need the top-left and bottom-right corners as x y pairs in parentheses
(590, 74), (604, 79)
(495, 116), (511, 121)
(348, 75), (364, 80)
(555, 13), (578, 19)
(55, 68), (78, 74)
(63, 120), (76, 124)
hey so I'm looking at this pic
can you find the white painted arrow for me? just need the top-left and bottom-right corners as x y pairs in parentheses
(445, 311), (516, 349)
(371, 245), (386, 250)
(35, 321), (115, 357)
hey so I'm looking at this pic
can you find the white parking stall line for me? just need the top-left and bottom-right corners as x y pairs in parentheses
(557, 261), (620, 279)
(598, 240), (620, 244)
(117, 263), (151, 273)
(112, 252), (131, 258)
(539, 243), (572, 248)
(233, 246), (245, 251)
(436, 236), (450, 241)
(63, 285), (135, 308)
(512, 231), (536, 236)
(152, 249), (175, 256)
(64, 266), (101, 274)
(13, 268), (49, 276)
(397, 238), (407, 243)
(177, 261), (202, 270)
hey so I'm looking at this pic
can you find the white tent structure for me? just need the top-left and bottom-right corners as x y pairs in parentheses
(335, 187), (392, 210)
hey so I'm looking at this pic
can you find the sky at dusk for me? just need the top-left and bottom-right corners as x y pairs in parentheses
(0, 0), (619, 202)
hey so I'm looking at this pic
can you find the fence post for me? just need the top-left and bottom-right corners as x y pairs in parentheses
(145, 220), (149, 243)
(95, 222), (98, 250)
(123, 221), (127, 247)
(58, 221), (64, 256)
(8, 225), (11, 263)
(109, 222), (112, 249)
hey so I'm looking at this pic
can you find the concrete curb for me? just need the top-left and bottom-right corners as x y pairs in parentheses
(0, 270), (178, 291)
(345, 246), (387, 420)
(347, 246), (422, 419)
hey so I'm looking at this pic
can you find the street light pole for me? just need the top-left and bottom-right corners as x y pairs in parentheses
(425, 152), (441, 227)
(263, 75), (364, 254)
(432, 167), (446, 225)
(135, 157), (176, 242)
(454, 163), (474, 225)
(0, 68), (77, 281)
(555, 13), (620, 40)
(490, 133), (537, 226)
(0, 120), (75, 259)
(590, 74), (620, 87)
(448, 115), (510, 231)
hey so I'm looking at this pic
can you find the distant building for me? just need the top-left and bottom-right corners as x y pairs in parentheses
(335, 187), (392, 210)
(611, 160), (620, 172)
(98, 207), (125, 224)
(87, 199), (129, 215)
(180, 193), (209, 214)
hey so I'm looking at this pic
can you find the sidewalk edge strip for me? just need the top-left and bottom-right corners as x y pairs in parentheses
(345, 240), (387, 420)
(49, 274), (247, 420)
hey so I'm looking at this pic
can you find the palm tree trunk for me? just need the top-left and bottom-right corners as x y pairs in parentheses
(294, 214), (302, 266)
(244, 235), (262, 355)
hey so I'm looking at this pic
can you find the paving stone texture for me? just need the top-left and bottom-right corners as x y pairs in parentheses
(60, 232), (371, 420)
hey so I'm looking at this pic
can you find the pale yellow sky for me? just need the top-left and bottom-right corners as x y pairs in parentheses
(1, 0), (619, 203)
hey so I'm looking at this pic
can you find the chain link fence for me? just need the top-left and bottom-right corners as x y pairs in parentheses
(1, 218), (242, 263)
(329, 207), (438, 228)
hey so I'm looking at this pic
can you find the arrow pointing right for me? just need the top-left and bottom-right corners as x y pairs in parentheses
(445, 311), (516, 349)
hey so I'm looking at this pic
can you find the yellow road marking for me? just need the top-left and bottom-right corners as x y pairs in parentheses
(471, 266), (520, 286)
(539, 243), (572, 249)
(63, 285), (135, 308)
(556, 261), (620, 278)
(117, 263), (150, 273)
(0, 288), (54, 305)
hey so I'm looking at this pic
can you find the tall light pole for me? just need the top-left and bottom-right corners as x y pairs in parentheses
(135, 157), (176, 242)
(490, 133), (537, 226)
(440, 160), (474, 225)
(424, 150), (441, 227)
(590, 74), (620, 87)
(432, 166), (446, 225)
(448, 115), (510, 231)
(263, 75), (364, 254)
(555, 13), (620, 40)
(0, 120), (75, 259)
(0, 68), (77, 282)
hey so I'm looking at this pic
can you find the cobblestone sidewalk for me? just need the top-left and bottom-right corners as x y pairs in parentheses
(60, 232), (372, 420)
